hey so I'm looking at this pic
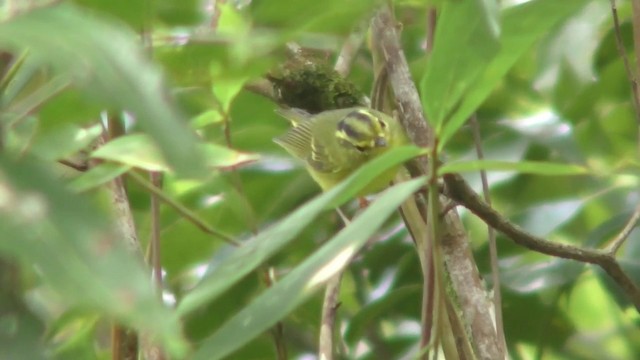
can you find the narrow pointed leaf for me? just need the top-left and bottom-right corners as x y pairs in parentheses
(438, 0), (589, 149)
(192, 177), (425, 360)
(177, 145), (424, 315)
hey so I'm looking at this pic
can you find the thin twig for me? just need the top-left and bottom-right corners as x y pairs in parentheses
(444, 173), (640, 312)
(371, 7), (433, 150)
(334, 23), (367, 77)
(149, 172), (163, 295)
(609, 0), (640, 126)
(319, 274), (342, 360)
(319, 209), (351, 360)
(127, 171), (240, 246)
(611, 0), (640, 159)
(607, 205), (640, 254)
(58, 159), (89, 172)
(470, 115), (506, 353)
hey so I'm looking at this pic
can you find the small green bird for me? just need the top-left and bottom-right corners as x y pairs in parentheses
(274, 107), (409, 194)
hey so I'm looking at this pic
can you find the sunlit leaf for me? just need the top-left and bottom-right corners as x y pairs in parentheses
(191, 110), (224, 128)
(92, 133), (259, 171)
(438, 0), (589, 150)
(92, 134), (168, 171)
(421, 0), (500, 129)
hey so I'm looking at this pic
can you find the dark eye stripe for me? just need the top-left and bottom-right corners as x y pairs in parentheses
(337, 119), (366, 140)
(347, 110), (375, 125)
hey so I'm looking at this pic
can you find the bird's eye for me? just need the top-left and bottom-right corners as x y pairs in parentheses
(354, 145), (367, 152)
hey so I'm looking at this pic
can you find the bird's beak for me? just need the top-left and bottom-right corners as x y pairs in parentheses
(374, 137), (387, 147)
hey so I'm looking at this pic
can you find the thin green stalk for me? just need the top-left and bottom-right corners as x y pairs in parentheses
(127, 171), (240, 246)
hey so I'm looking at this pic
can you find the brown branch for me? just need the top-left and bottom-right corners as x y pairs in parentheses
(443, 173), (640, 312)
(371, 8), (433, 150)
(319, 274), (342, 360)
(607, 205), (640, 254)
(58, 159), (89, 172)
(372, 6), (502, 360)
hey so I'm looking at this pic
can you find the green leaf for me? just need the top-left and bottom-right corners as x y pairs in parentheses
(249, 0), (375, 34)
(191, 178), (425, 360)
(92, 134), (168, 172)
(201, 143), (260, 169)
(69, 162), (131, 192)
(0, 4), (207, 177)
(210, 59), (250, 113)
(30, 123), (102, 161)
(91, 133), (259, 172)
(438, 160), (588, 176)
(191, 110), (224, 128)
(176, 145), (424, 315)
(438, 0), (589, 150)
(0, 156), (187, 357)
(421, 0), (500, 129)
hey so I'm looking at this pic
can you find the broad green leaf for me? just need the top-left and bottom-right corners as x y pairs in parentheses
(0, 4), (207, 177)
(0, 156), (186, 356)
(30, 123), (102, 161)
(176, 145), (424, 315)
(201, 143), (260, 169)
(191, 110), (224, 128)
(191, 177), (425, 360)
(69, 162), (131, 192)
(211, 62), (249, 113)
(92, 133), (259, 171)
(92, 134), (168, 171)
(421, 0), (500, 129)
(249, 0), (375, 34)
(438, 0), (589, 150)
(438, 160), (588, 176)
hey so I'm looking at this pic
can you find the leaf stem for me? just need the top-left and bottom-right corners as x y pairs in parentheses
(127, 171), (240, 247)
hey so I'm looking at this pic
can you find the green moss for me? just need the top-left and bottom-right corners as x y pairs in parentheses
(268, 57), (365, 113)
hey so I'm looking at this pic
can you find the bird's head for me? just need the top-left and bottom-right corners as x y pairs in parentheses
(335, 109), (391, 153)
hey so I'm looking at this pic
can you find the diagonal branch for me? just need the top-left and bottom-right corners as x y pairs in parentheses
(444, 173), (640, 312)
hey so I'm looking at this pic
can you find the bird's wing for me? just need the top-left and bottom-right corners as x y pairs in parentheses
(308, 136), (341, 173)
(275, 107), (312, 127)
(273, 118), (314, 160)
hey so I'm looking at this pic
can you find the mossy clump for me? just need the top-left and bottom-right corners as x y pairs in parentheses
(268, 57), (365, 114)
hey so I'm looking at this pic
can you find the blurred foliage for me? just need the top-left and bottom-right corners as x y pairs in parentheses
(0, 0), (639, 359)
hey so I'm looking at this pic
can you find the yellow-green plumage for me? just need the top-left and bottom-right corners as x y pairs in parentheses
(274, 107), (409, 194)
